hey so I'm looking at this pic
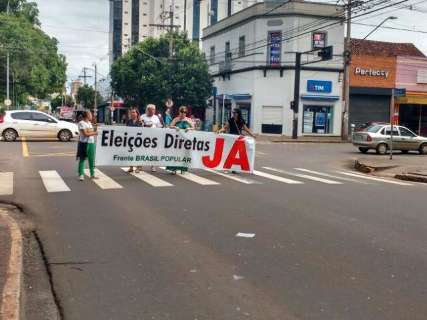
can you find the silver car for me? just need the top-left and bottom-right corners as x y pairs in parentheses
(352, 124), (427, 155)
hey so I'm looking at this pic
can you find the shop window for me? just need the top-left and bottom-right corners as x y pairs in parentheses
(303, 105), (333, 134)
(210, 46), (215, 64)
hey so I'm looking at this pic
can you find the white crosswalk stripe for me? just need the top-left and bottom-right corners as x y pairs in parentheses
(85, 169), (123, 190)
(204, 169), (261, 185)
(159, 168), (220, 185)
(0, 172), (13, 195)
(294, 168), (372, 184)
(263, 167), (342, 185)
(39, 171), (71, 193)
(336, 171), (413, 186)
(121, 168), (173, 187)
(253, 170), (303, 184)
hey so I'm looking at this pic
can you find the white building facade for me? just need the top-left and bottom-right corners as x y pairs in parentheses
(202, 1), (345, 136)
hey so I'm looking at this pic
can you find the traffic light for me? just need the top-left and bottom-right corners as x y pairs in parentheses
(318, 46), (333, 61)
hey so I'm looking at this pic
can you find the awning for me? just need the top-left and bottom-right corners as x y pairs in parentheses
(216, 94), (252, 101)
(301, 94), (340, 101)
(396, 94), (427, 105)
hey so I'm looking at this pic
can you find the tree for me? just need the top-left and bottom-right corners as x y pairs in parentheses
(111, 32), (213, 112)
(50, 94), (73, 111)
(76, 85), (102, 109)
(0, 1), (66, 105)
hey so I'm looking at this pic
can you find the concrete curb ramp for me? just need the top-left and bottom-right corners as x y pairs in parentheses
(0, 209), (23, 320)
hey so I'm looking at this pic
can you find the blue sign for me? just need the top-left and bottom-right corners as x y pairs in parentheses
(394, 88), (406, 97)
(268, 31), (282, 66)
(307, 80), (332, 93)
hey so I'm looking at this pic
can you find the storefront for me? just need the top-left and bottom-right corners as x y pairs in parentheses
(395, 56), (427, 136)
(300, 80), (340, 135)
(349, 54), (396, 131)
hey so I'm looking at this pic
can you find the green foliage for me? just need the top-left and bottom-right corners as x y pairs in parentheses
(76, 85), (102, 109)
(0, 0), (65, 105)
(111, 32), (213, 112)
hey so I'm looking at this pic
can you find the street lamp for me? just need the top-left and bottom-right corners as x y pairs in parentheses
(362, 16), (398, 40)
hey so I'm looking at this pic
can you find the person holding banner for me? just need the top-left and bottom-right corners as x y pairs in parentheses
(77, 111), (98, 181)
(126, 108), (143, 173)
(218, 109), (256, 138)
(141, 104), (162, 172)
(166, 106), (194, 174)
(164, 105), (173, 127)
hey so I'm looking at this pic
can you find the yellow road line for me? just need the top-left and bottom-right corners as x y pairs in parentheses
(21, 137), (29, 157)
(32, 152), (75, 157)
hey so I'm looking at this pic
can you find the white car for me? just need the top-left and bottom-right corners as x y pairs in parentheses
(0, 110), (79, 142)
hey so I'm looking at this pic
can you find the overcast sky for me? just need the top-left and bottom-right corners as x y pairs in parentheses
(34, 0), (427, 89)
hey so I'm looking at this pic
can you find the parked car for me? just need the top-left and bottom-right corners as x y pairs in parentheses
(352, 124), (427, 155)
(0, 110), (79, 142)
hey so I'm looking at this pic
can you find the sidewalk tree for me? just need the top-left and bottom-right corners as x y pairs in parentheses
(110, 32), (213, 111)
(0, 1), (66, 104)
(76, 85), (102, 109)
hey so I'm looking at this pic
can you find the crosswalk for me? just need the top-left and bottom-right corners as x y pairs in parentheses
(0, 166), (420, 195)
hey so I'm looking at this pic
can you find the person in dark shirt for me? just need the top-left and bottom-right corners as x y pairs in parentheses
(126, 108), (143, 173)
(218, 109), (256, 138)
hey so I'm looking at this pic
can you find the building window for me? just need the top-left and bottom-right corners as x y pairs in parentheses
(303, 105), (333, 134)
(267, 31), (282, 66)
(210, 46), (215, 64)
(312, 32), (327, 49)
(225, 41), (231, 61)
(238, 36), (245, 57)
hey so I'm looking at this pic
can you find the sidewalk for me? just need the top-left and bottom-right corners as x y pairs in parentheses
(0, 205), (23, 320)
(257, 135), (346, 143)
(354, 155), (427, 182)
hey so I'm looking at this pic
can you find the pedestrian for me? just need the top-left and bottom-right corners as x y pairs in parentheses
(76, 111), (98, 181)
(166, 106), (194, 174)
(126, 108), (143, 173)
(140, 104), (162, 172)
(164, 105), (173, 127)
(218, 108), (256, 138)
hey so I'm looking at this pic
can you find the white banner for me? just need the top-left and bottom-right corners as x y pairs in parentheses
(95, 126), (255, 173)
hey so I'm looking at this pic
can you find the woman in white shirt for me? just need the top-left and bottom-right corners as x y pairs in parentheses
(77, 111), (98, 181)
(140, 104), (162, 172)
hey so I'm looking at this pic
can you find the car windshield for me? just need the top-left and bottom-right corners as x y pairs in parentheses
(366, 125), (384, 133)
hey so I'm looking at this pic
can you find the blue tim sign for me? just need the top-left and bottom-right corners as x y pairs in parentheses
(307, 80), (332, 93)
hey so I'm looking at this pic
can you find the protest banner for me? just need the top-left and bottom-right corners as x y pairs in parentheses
(95, 126), (255, 173)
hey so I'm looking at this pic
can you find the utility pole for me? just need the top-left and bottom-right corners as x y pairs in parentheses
(94, 64), (98, 122)
(6, 0), (10, 109)
(292, 52), (301, 139)
(79, 67), (92, 85)
(342, 0), (352, 140)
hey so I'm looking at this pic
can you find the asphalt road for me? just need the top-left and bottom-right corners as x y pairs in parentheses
(1, 138), (427, 320)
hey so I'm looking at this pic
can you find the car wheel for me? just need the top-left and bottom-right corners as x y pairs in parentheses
(401, 150), (409, 154)
(2, 128), (18, 142)
(358, 147), (369, 154)
(419, 143), (427, 155)
(376, 143), (388, 155)
(58, 129), (72, 142)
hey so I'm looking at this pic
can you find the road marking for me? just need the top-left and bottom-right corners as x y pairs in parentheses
(263, 167), (342, 185)
(0, 209), (23, 320)
(0, 172), (13, 195)
(85, 169), (123, 189)
(294, 168), (372, 184)
(160, 168), (220, 185)
(253, 170), (303, 184)
(21, 137), (29, 157)
(121, 168), (173, 187)
(236, 233), (256, 238)
(205, 169), (260, 185)
(32, 152), (75, 157)
(39, 171), (71, 193)
(336, 171), (413, 186)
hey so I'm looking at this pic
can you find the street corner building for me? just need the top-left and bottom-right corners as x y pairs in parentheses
(201, 1), (345, 137)
(349, 39), (427, 136)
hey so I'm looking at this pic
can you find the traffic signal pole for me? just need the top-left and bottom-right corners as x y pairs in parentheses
(292, 52), (302, 139)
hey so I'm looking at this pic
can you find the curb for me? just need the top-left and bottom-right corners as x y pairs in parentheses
(395, 173), (427, 183)
(354, 159), (398, 174)
(0, 209), (23, 320)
